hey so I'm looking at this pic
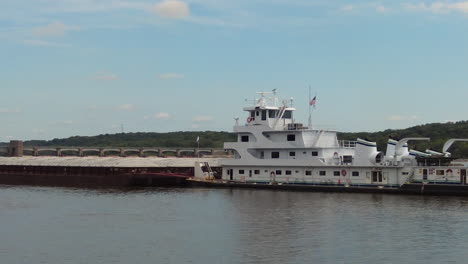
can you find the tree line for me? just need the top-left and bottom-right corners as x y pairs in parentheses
(15, 120), (468, 158)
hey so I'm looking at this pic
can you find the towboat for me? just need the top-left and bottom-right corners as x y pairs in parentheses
(190, 91), (468, 195)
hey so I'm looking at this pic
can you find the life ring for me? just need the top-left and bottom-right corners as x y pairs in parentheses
(247, 117), (253, 123)
(270, 171), (276, 177)
(446, 169), (453, 174)
(341, 169), (347, 176)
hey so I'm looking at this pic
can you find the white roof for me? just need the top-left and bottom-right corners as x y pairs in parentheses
(0, 156), (225, 168)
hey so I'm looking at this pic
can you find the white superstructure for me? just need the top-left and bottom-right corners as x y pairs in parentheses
(218, 91), (468, 187)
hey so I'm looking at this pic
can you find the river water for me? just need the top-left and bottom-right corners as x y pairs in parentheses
(1, 185), (468, 264)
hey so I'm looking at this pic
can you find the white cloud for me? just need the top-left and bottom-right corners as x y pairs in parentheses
(158, 73), (184, 79)
(32, 21), (79, 37)
(151, 0), (190, 19)
(340, 5), (355, 12)
(94, 72), (118, 81)
(376, 5), (390, 13)
(118, 104), (135, 111)
(87, 104), (98, 110)
(0, 108), (22, 113)
(404, 1), (468, 14)
(155, 112), (171, 119)
(387, 115), (421, 121)
(193, 115), (214, 122)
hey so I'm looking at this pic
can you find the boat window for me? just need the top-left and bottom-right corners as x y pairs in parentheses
(305, 170), (312, 176)
(271, 152), (280, 159)
(343, 155), (353, 164)
(239, 170), (244, 174)
(241, 135), (249, 142)
(352, 171), (359, 177)
(334, 171), (340, 176)
(289, 152), (295, 157)
(436, 170), (445, 176)
(254, 170), (260, 175)
(286, 170), (292, 175)
(312, 151), (318, 156)
(287, 134), (296, 141)
(250, 111), (255, 118)
(261, 110), (266, 120)
(249, 170), (252, 177)
(275, 170), (282, 175)
(282, 111), (292, 119)
(268, 110), (278, 118)
(260, 151), (264, 159)
(256, 111), (259, 116)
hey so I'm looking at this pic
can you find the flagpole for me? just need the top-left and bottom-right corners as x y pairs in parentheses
(197, 136), (200, 158)
(308, 85), (312, 129)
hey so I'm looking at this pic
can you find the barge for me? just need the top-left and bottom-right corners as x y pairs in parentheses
(0, 156), (222, 187)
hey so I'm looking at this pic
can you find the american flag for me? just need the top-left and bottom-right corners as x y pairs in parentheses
(309, 96), (317, 107)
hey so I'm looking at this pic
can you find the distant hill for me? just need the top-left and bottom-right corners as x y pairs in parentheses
(9, 120), (468, 157)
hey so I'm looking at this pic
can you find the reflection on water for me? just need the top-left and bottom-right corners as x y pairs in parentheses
(1, 185), (468, 264)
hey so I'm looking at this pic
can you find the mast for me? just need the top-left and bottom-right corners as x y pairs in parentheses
(308, 86), (312, 129)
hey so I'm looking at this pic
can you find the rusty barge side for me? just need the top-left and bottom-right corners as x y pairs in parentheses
(0, 157), (223, 188)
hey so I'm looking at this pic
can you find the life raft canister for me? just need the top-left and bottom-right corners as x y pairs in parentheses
(341, 169), (347, 176)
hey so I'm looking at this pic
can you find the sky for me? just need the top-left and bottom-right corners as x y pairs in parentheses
(1, 0), (468, 141)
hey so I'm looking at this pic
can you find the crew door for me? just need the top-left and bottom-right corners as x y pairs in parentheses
(423, 169), (428, 181)
(461, 169), (466, 184)
(372, 171), (383, 183)
(228, 169), (233, 180)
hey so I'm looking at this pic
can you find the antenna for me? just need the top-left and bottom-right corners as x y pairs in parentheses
(234, 117), (239, 126)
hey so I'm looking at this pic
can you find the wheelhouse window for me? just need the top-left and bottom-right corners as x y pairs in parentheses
(282, 110), (292, 119)
(271, 152), (280, 159)
(319, 171), (326, 176)
(261, 110), (267, 120)
(334, 171), (340, 176)
(312, 151), (318, 156)
(287, 134), (296, 141)
(241, 135), (249, 142)
(268, 110), (278, 118)
(305, 170), (312, 176)
(352, 171), (359, 177)
(289, 152), (295, 157)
